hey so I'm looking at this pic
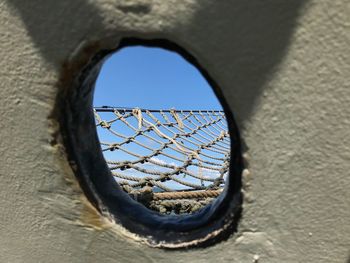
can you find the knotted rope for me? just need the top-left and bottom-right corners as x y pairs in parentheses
(94, 107), (230, 214)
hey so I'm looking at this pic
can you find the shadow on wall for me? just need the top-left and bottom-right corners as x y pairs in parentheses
(187, 0), (308, 125)
(8, 0), (307, 125)
(7, 0), (107, 69)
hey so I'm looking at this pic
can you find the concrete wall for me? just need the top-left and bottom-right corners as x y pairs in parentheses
(0, 0), (349, 262)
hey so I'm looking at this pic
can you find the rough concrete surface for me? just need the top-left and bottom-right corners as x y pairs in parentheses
(0, 0), (349, 262)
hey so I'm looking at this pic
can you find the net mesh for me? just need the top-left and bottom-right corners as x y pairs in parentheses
(94, 107), (230, 214)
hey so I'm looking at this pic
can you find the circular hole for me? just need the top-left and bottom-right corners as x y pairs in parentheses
(57, 38), (243, 248)
(93, 46), (230, 215)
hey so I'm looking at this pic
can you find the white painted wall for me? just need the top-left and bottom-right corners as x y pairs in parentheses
(0, 1), (349, 262)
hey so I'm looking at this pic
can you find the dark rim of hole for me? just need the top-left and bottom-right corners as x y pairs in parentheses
(55, 38), (243, 249)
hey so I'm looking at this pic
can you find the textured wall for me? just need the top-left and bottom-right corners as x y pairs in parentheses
(0, 0), (349, 262)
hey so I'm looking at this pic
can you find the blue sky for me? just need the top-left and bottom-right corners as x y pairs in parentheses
(93, 46), (222, 110)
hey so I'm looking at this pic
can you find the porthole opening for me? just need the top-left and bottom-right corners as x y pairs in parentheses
(59, 38), (243, 248)
(93, 45), (230, 215)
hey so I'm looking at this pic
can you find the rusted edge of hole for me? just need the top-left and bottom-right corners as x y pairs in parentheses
(53, 37), (244, 249)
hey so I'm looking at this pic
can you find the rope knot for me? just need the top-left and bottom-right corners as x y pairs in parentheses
(110, 143), (119, 151)
(100, 120), (111, 129)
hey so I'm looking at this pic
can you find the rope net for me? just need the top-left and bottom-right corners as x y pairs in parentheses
(94, 107), (230, 214)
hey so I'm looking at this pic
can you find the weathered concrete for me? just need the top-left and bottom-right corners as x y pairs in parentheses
(0, 0), (349, 262)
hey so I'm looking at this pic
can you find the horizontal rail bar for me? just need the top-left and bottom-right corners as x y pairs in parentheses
(94, 106), (224, 113)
